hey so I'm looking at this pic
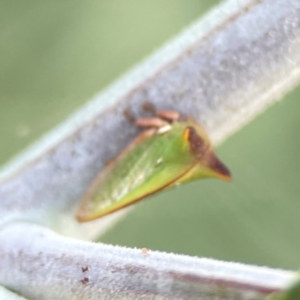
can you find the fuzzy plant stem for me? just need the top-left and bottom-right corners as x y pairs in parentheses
(0, 222), (296, 300)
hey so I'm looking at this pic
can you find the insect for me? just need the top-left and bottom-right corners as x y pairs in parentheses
(76, 105), (231, 222)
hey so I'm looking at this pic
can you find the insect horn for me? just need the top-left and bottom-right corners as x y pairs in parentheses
(202, 151), (231, 181)
(184, 126), (231, 181)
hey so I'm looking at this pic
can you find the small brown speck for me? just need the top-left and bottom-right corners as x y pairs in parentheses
(123, 108), (135, 122)
(141, 248), (148, 254)
(142, 102), (156, 113)
(80, 277), (89, 285)
(82, 266), (89, 273)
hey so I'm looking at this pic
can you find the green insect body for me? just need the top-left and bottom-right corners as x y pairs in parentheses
(76, 116), (231, 222)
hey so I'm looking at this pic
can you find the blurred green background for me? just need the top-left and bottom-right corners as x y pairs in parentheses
(1, 1), (300, 270)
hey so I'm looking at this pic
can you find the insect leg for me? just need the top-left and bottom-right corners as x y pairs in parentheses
(156, 110), (180, 122)
(135, 117), (169, 128)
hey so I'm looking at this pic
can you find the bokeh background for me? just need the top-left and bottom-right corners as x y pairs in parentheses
(1, 1), (300, 270)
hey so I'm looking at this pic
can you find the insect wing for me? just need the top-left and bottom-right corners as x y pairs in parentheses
(76, 123), (194, 222)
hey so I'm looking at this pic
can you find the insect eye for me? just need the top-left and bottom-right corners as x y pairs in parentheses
(183, 126), (206, 157)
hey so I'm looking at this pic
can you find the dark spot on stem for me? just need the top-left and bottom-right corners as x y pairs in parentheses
(80, 277), (89, 285)
(82, 266), (89, 273)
